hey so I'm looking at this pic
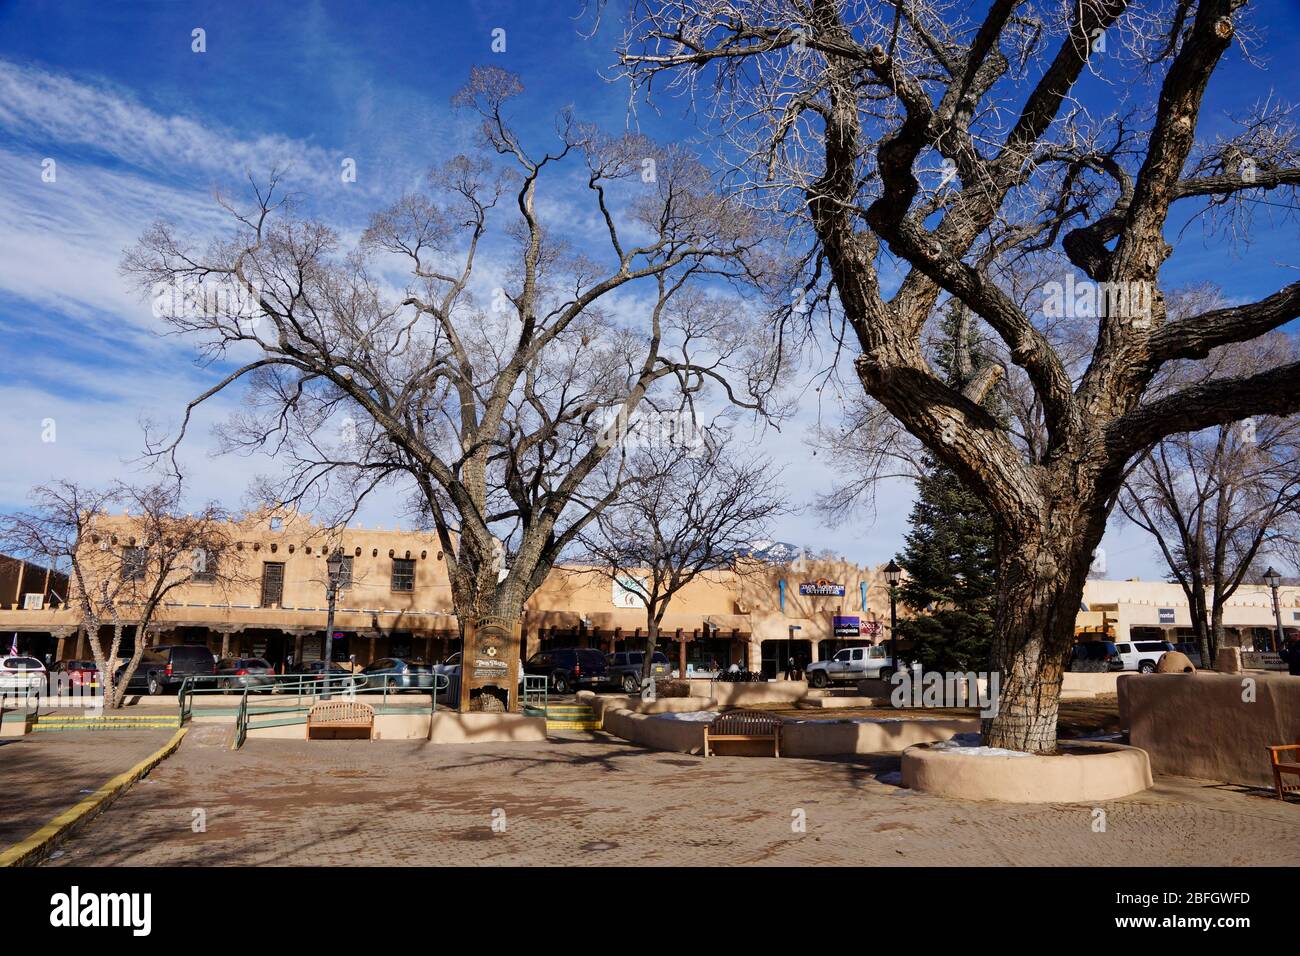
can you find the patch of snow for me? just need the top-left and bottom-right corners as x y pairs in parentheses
(930, 733), (1034, 757)
(648, 710), (719, 722)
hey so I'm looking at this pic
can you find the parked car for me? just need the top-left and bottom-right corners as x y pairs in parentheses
(116, 644), (217, 695)
(523, 647), (611, 695)
(804, 644), (895, 688)
(1069, 641), (1122, 672)
(0, 656), (47, 694)
(215, 657), (277, 692)
(51, 659), (98, 689)
(606, 650), (671, 693)
(361, 658), (434, 692)
(1171, 642), (1205, 668)
(1114, 640), (1176, 673)
(283, 659), (353, 691)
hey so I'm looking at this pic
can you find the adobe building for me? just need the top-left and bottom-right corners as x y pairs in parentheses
(1076, 578), (1299, 652)
(0, 511), (907, 676)
(2, 511), (1295, 670)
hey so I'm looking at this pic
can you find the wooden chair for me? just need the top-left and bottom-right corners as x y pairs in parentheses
(307, 700), (375, 740)
(1265, 740), (1300, 800)
(704, 710), (782, 757)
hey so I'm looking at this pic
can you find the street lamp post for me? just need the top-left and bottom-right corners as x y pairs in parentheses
(884, 560), (902, 675)
(323, 549), (343, 701)
(1263, 566), (1284, 654)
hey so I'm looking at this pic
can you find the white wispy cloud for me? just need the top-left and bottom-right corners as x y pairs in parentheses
(0, 59), (355, 194)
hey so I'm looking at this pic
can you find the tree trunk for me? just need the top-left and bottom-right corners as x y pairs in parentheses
(1186, 588), (1213, 673)
(982, 524), (1097, 753)
(1209, 601), (1227, 667)
(642, 618), (660, 686)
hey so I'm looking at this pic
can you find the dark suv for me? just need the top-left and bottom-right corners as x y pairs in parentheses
(1068, 641), (1122, 673)
(118, 644), (217, 695)
(606, 650), (671, 693)
(523, 648), (611, 695)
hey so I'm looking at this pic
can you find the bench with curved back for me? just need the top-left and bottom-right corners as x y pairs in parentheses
(306, 699), (375, 740)
(1266, 739), (1300, 800)
(704, 709), (782, 757)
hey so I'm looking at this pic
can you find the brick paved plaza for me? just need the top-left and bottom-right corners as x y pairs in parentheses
(0, 730), (175, 851)
(37, 724), (1300, 867)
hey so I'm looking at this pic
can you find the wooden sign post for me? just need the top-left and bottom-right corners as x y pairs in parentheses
(458, 615), (522, 713)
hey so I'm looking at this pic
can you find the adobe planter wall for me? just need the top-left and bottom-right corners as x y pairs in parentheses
(901, 741), (1152, 803)
(1119, 672), (1300, 787)
(579, 692), (717, 723)
(246, 711), (547, 743)
(595, 701), (976, 758)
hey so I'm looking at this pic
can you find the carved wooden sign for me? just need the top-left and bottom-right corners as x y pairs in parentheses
(459, 615), (521, 713)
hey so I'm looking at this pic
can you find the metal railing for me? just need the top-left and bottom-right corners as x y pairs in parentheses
(188, 672), (454, 749)
(0, 688), (41, 727)
(522, 674), (548, 715)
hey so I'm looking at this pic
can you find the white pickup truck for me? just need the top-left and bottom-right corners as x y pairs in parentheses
(805, 644), (895, 687)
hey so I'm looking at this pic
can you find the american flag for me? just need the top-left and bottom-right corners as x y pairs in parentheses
(7, 633), (17, 656)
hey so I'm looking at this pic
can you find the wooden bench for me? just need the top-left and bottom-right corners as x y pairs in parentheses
(704, 710), (782, 757)
(1266, 740), (1300, 800)
(307, 700), (375, 740)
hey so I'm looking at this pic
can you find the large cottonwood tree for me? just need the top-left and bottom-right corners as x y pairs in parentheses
(616, 0), (1300, 750)
(124, 68), (774, 678)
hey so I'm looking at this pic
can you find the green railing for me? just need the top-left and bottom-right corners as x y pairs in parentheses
(234, 691), (248, 750)
(0, 689), (41, 727)
(189, 672), (454, 749)
(522, 674), (548, 715)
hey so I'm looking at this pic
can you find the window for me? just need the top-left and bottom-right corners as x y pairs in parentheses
(1116, 644), (1132, 654)
(391, 558), (415, 592)
(337, 555), (354, 589)
(192, 549), (217, 583)
(122, 547), (147, 581)
(260, 562), (285, 607)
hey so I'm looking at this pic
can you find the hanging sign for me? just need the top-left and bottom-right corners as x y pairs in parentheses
(833, 616), (861, 638)
(799, 579), (845, 597)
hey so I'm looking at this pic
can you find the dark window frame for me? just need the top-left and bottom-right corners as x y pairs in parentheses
(391, 558), (415, 592)
(122, 547), (148, 581)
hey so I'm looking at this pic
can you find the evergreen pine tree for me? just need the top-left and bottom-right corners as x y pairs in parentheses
(894, 301), (999, 671)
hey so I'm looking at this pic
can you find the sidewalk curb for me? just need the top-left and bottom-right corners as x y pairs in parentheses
(0, 726), (188, 868)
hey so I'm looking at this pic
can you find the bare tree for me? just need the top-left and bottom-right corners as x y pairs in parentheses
(1121, 332), (1300, 664)
(123, 67), (776, 706)
(0, 481), (237, 708)
(617, 0), (1300, 750)
(576, 434), (790, 687)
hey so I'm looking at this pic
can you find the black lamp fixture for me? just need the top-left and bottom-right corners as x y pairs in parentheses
(884, 560), (902, 674)
(1263, 566), (1285, 653)
(320, 548), (344, 701)
(326, 548), (344, 579)
(883, 559), (902, 586)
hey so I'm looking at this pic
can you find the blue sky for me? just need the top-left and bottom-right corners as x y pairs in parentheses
(1, 1), (1298, 578)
